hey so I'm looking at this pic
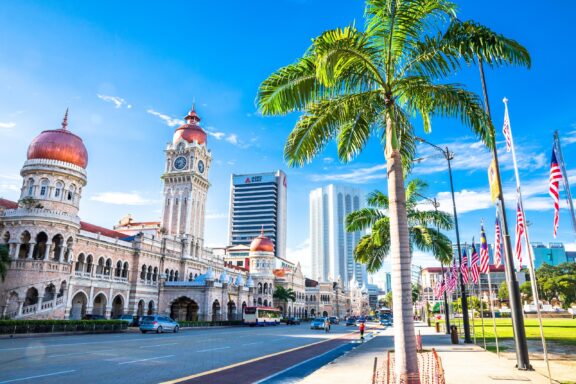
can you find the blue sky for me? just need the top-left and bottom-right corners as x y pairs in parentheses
(1, 1), (575, 281)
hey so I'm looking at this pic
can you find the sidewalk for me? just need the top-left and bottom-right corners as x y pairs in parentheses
(301, 322), (558, 384)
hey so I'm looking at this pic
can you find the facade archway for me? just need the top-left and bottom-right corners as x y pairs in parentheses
(43, 284), (56, 302)
(227, 301), (237, 320)
(137, 300), (145, 317)
(18, 231), (31, 259)
(170, 297), (199, 321)
(257, 297), (262, 306)
(263, 299), (268, 307)
(212, 300), (221, 322)
(148, 300), (155, 315)
(33, 232), (48, 260)
(92, 293), (107, 316)
(310, 308), (316, 317)
(51, 234), (63, 260)
(241, 301), (247, 315)
(322, 310), (328, 317)
(24, 287), (38, 306)
(111, 295), (124, 318)
(70, 291), (87, 320)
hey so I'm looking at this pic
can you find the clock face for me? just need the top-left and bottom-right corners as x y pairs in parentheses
(198, 160), (205, 173)
(174, 156), (187, 170)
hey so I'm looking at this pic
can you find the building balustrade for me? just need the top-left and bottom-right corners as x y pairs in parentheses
(10, 260), (71, 273)
(2, 207), (80, 225)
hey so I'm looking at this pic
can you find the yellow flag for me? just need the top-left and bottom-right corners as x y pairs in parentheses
(488, 159), (500, 202)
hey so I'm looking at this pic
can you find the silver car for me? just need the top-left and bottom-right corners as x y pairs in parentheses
(139, 315), (179, 333)
(310, 317), (326, 330)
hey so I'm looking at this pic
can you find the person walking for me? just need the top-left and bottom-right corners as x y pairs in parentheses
(324, 317), (330, 333)
(359, 321), (365, 340)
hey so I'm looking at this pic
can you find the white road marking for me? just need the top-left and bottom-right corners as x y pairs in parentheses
(49, 349), (115, 358)
(139, 343), (179, 348)
(118, 354), (175, 365)
(195, 346), (230, 353)
(242, 342), (263, 346)
(0, 370), (76, 383)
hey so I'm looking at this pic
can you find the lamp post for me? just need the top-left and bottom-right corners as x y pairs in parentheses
(414, 193), (451, 334)
(415, 137), (472, 343)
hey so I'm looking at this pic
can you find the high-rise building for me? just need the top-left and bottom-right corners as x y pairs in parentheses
(228, 170), (287, 259)
(309, 184), (366, 287)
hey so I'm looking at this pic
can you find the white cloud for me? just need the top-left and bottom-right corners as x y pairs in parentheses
(286, 238), (311, 277)
(208, 131), (225, 140)
(309, 164), (387, 183)
(564, 130), (576, 145)
(226, 134), (238, 145)
(564, 242), (576, 251)
(97, 94), (132, 109)
(0, 122), (16, 129)
(323, 157), (335, 164)
(205, 212), (228, 220)
(146, 109), (184, 127)
(90, 192), (157, 205)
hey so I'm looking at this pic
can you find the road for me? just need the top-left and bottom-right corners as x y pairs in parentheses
(0, 323), (361, 384)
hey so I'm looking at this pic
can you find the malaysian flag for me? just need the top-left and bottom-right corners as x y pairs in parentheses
(460, 249), (469, 285)
(494, 215), (502, 268)
(515, 198), (525, 272)
(549, 146), (563, 238)
(503, 100), (512, 152)
(470, 242), (480, 284)
(480, 223), (490, 274)
(448, 261), (459, 293)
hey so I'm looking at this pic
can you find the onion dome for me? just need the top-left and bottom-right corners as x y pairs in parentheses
(235, 275), (244, 286)
(27, 109), (88, 168)
(172, 105), (207, 145)
(246, 275), (254, 288)
(219, 270), (228, 283)
(250, 227), (275, 253)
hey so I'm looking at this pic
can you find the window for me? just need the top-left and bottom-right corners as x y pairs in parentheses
(54, 182), (63, 198)
(68, 185), (76, 201)
(27, 179), (34, 195)
(40, 179), (49, 196)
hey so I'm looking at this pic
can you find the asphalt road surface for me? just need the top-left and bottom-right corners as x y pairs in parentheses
(0, 323), (362, 384)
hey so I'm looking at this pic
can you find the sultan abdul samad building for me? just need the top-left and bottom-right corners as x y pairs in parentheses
(0, 106), (366, 321)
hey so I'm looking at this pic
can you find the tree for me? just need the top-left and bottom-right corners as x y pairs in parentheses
(273, 285), (296, 316)
(498, 281), (509, 302)
(345, 179), (453, 272)
(536, 263), (576, 309)
(257, 0), (529, 377)
(519, 281), (532, 301)
(0, 245), (10, 282)
(412, 283), (421, 303)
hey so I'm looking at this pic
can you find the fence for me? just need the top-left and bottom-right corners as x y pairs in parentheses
(373, 348), (445, 384)
(0, 320), (128, 335)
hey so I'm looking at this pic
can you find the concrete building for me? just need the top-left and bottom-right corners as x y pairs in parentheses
(228, 171), (287, 259)
(531, 242), (570, 268)
(309, 184), (366, 287)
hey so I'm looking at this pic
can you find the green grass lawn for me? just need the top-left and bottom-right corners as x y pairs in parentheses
(465, 318), (576, 346)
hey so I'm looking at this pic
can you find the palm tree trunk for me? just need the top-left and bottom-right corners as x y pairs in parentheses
(386, 141), (419, 380)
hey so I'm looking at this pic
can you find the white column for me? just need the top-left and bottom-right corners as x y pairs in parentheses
(185, 190), (193, 235)
(168, 193), (174, 236)
(27, 243), (35, 259)
(11, 243), (20, 260)
(44, 242), (52, 260)
(176, 191), (182, 236)
(58, 246), (66, 262)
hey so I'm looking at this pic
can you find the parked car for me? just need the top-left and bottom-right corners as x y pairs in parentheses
(115, 315), (136, 326)
(345, 318), (356, 326)
(380, 317), (392, 326)
(83, 314), (106, 320)
(139, 315), (179, 333)
(286, 317), (301, 325)
(310, 317), (326, 330)
(356, 317), (366, 325)
(328, 316), (339, 325)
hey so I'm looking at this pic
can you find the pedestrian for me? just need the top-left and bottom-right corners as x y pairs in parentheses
(359, 321), (365, 340)
(324, 317), (330, 333)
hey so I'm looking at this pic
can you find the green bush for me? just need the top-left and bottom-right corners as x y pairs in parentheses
(0, 320), (128, 334)
(177, 320), (243, 327)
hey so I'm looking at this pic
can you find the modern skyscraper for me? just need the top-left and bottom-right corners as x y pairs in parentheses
(309, 184), (366, 287)
(228, 170), (287, 259)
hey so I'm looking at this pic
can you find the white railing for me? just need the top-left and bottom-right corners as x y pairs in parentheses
(11, 260), (71, 273)
(22, 304), (39, 315)
(2, 207), (80, 225)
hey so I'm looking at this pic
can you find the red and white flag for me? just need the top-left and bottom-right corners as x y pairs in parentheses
(514, 198), (525, 271)
(480, 223), (490, 274)
(470, 242), (480, 284)
(460, 249), (469, 285)
(549, 146), (563, 238)
(494, 216), (502, 268)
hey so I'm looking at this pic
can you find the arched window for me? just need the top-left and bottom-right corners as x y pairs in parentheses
(141, 265), (147, 280)
(122, 262), (129, 278)
(27, 178), (34, 196)
(39, 179), (49, 196)
(68, 184), (76, 201)
(96, 257), (105, 274)
(86, 255), (93, 273)
(152, 267), (158, 282)
(105, 259), (112, 275)
(147, 266), (152, 281)
(174, 271), (179, 281)
(54, 181), (63, 199)
(258, 283), (263, 294)
(115, 261), (122, 277)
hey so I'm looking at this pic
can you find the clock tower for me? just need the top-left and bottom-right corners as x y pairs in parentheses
(161, 106), (212, 256)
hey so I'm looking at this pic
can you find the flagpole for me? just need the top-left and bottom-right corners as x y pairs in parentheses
(554, 130), (576, 234)
(471, 280), (477, 345)
(479, 277), (487, 350)
(486, 268), (500, 356)
(503, 98), (552, 382)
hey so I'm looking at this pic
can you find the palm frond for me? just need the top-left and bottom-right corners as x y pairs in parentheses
(408, 210), (453, 230)
(354, 234), (390, 273)
(366, 190), (389, 209)
(346, 207), (386, 232)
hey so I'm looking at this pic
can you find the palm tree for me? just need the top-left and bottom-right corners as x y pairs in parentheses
(257, 0), (529, 378)
(0, 245), (10, 282)
(346, 179), (453, 272)
(273, 285), (296, 316)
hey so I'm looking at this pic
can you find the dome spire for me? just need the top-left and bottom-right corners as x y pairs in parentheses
(185, 103), (201, 124)
(61, 108), (69, 130)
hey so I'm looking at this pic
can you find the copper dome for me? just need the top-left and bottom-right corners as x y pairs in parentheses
(250, 229), (275, 253)
(27, 111), (88, 168)
(173, 107), (207, 145)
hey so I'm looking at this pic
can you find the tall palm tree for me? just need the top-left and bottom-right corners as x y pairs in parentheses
(346, 179), (453, 273)
(273, 285), (296, 316)
(257, 0), (529, 378)
(0, 245), (10, 282)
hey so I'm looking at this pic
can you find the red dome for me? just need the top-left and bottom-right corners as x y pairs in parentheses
(250, 230), (275, 253)
(173, 107), (207, 145)
(27, 112), (88, 168)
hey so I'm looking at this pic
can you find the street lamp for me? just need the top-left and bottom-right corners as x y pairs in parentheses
(414, 137), (473, 344)
(414, 192), (451, 335)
